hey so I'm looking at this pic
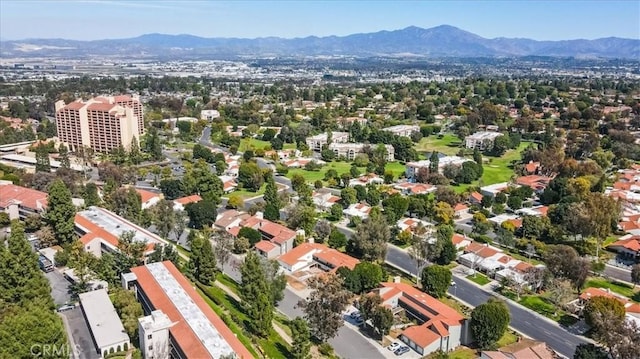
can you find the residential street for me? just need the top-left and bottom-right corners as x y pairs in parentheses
(603, 264), (633, 283)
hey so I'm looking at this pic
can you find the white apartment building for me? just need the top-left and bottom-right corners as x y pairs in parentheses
(382, 125), (420, 137)
(329, 143), (395, 161)
(306, 131), (349, 151)
(405, 156), (471, 180)
(138, 310), (174, 359)
(465, 131), (504, 150)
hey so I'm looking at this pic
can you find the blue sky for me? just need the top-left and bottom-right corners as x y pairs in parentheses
(1, 0), (639, 41)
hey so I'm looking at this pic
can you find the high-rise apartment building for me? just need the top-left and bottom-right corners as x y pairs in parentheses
(55, 95), (144, 153)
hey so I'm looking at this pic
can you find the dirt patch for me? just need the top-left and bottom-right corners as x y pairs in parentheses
(286, 275), (307, 290)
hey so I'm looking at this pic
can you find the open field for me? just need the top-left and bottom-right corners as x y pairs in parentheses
(238, 138), (295, 152)
(224, 183), (267, 199)
(415, 134), (463, 156)
(285, 161), (404, 183)
(585, 277), (640, 300)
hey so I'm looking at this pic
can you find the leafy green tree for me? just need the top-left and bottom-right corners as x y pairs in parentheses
(421, 265), (452, 298)
(83, 182), (101, 206)
(470, 298), (510, 349)
(340, 187), (357, 206)
(286, 204), (317, 234)
(108, 187), (142, 224)
(329, 203), (343, 221)
(298, 273), (352, 342)
(35, 143), (50, 172)
(152, 199), (176, 240)
(328, 229), (347, 249)
(58, 143), (70, 169)
(227, 194), (244, 209)
(144, 127), (163, 161)
(239, 252), (274, 337)
(45, 179), (76, 244)
(114, 231), (146, 275)
(436, 239), (457, 265)
(111, 287), (143, 341)
(584, 296), (626, 330)
(0, 303), (68, 358)
(238, 161), (264, 191)
(159, 179), (185, 200)
(573, 343), (609, 359)
(129, 137), (141, 165)
(382, 194), (409, 223)
(348, 211), (390, 261)
(238, 226), (262, 245)
(185, 200), (218, 229)
(190, 235), (217, 285)
(429, 151), (440, 174)
(290, 317), (312, 359)
(263, 175), (281, 221)
(371, 305), (394, 338)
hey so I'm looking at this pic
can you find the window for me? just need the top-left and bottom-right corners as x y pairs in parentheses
(148, 345), (153, 350)
(147, 334), (152, 339)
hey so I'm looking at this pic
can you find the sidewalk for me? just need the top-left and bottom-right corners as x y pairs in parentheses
(214, 280), (294, 345)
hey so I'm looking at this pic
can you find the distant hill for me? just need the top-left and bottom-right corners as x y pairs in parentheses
(1, 25), (638, 59)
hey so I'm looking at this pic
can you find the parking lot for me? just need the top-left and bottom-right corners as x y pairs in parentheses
(44, 269), (71, 306)
(61, 307), (101, 359)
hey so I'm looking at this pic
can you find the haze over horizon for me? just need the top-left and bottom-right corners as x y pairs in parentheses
(1, 0), (639, 42)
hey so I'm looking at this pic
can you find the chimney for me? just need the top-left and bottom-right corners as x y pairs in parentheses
(393, 276), (401, 283)
(255, 211), (264, 220)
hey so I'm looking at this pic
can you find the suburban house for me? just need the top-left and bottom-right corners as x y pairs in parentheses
(465, 131), (504, 150)
(329, 143), (395, 161)
(516, 206), (549, 217)
(405, 156), (471, 180)
(451, 233), (472, 251)
(349, 173), (384, 187)
(218, 175), (238, 193)
(460, 242), (543, 287)
(607, 235), (640, 262)
(75, 206), (164, 258)
(393, 182), (435, 195)
(453, 203), (469, 218)
(172, 194), (202, 211)
(373, 282), (470, 356)
(516, 175), (552, 194)
(219, 211), (297, 257)
(382, 125), (420, 137)
(469, 191), (483, 205)
(524, 161), (542, 175)
(136, 188), (162, 209)
(337, 116), (368, 128)
(0, 182), (48, 220)
(481, 339), (559, 359)
(312, 190), (341, 211)
(396, 218), (433, 235)
(343, 203), (372, 220)
(283, 158), (325, 168)
(568, 287), (640, 326)
(306, 131), (349, 151)
(480, 182), (512, 197)
(224, 154), (241, 177)
(277, 242), (360, 273)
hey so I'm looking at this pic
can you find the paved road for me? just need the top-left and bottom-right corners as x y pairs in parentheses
(44, 270), (72, 306)
(62, 307), (101, 359)
(385, 248), (589, 358)
(603, 264), (633, 283)
(277, 288), (385, 359)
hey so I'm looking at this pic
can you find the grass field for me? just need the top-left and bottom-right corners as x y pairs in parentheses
(238, 138), (295, 152)
(285, 161), (405, 183)
(415, 134), (463, 156)
(224, 184), (267, 199)
(496, 331), (519, 347)
(466, 273), (491, 286)
(584, 277), (640, 300)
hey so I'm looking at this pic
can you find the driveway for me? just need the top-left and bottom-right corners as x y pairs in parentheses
(61, 307), (101, 359)
(44, 269), (72, 306)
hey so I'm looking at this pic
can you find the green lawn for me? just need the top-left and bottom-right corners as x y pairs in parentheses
(197, 283), (291, 359)
(286, 160), (406, 184)
(496, 331), (519, 347)
(519, 295), (564, 321)
(415, 134), (464, 156)
(239, 138), (295, 152)
(466, 273), (491, 286)
(584, 278), (639, 300)
(385, 161), (407, 178)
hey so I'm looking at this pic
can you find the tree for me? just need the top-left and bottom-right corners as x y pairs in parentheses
(544, 245), (590, 289)
(573, 344), (609, 359)
(238, 161), (264, 191)
(286, 204), (317, 234)
(159, 179), (185, 200)
(421, 265), (452, 298)
(185, 200), (218, 229)
(290, 317), (311, 359)
(340, 187), (357, 205)
(429, 151), (440, 174)
(45, 179), (76, 244)
(329, 203), (343, 221)
(263, 175), (282, 220)
(371, 306), (394, 338)
(470, 298), (510, 350)
(314, 219), (332, 243)
(584, 296), (626, 330)
(227, 194), (244, 209)
(339, 262), (384, 294)
(83, 183), (101, 207)
(298, 273), (352, 342)
(212, 231), (234, 269)
(114, 231), (146, 275)
(108, 187), (142, 224)
(328, 228), (347, 249)
(434, 201), (454, 224)
(129, 137), (141, 165)
(35, 143), (50, 172)
(152, 199), (176, 240)
(58, 143), (70, 169)
(349, 211), (390, 261)
(238, 226), (262, 246)
(507, 195), (522, 210)
(545, 278), (574, 309)
(359, 292), (382, 323)
(436, 239), (457, 265)
(239, 252), (274, 337)
(111, 287), (143, 341)
(144, 127), (163, 161)
(631, 263), (640, 288)
(382, 194), (409, 223)
(190, 235), (217, 285)
(35, 225), (56, 248)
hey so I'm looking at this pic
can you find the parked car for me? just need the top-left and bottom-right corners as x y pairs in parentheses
(394, 346), (410, 356)
(387, 342), (401, 351)
(349, 310), (360, 319)
(57, 304), (75, 312)
(354, 317), (364, 326)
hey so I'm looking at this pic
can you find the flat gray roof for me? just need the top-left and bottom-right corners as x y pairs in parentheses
(79, 289), (129, 349)
(77, 206), (163, 248)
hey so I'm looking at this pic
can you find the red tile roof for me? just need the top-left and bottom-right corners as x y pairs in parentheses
(75, 211), (156, 252)
(401, 324), (441, 347)
(470, 192), (483, 202)
(255, 240), (277, 253)
(381, 282), (464, 324)
(453, 203), (468, 211)
(63, 101), (85, 110)
(136, 188), (160, 204)
(524, 161), (540, 174)
(87, 102), (116, 112)
(130, 262), (253, 359)
(313, 247), (360, 271)
(608, 236), (640, 252)
(257, 220), (296, 244)
(278, 243), (317, 267)
(451, 234), (468, 245)
(0, 183), (47, 211)
(174, 194), (202, 205)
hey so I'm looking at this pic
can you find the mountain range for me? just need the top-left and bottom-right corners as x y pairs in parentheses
(1, 25), (638, 59)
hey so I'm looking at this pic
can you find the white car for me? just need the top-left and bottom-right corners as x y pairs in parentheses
(387, 342), (402, 351)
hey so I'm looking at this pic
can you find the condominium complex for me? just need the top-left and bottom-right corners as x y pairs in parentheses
(55, 95), (144, 153)
(464, 131), (503, 150)
(124, 261), (253, 359)
(405, 156), (471, 180)
(382, 124), (420, 137)
(306, 131), (349, 151)
(329, 143), (395, 161)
